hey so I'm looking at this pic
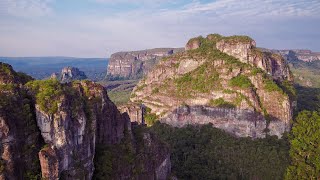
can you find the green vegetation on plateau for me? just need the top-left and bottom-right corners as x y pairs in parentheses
(26, 79), (63, 114)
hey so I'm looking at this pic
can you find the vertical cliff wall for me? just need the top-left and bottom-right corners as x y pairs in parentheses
(0, 63), (42, 180)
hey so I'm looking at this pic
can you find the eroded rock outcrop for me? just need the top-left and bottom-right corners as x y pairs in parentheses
(0, 62), (171, 180)
(130, 34), (295, 138)
(29, 80), (124, 179)
(50, 66), (87, 83)
(107, 48), (184, 80)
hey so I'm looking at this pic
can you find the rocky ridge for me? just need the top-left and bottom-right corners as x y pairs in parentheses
(129, 34), (295, 138)
(0, 62), (171, 180)
(107, 48), (184, 80)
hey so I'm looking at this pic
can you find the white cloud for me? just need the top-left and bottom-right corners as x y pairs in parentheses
(0, 0), (319, 57)
(162, 0), (320, 18)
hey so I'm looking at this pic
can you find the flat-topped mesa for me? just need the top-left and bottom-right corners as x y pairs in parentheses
(107, 48), (184, 80)
(130, 33), (296, 138)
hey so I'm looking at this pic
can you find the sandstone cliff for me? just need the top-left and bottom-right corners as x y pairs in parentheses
(0, 63), (42, 180)
(107, 48), (184, 80)
(129, 34), (295, 138)
(0, 62), (171, 180)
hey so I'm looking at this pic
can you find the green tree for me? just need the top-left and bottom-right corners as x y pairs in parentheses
(285, 111), (320, 179)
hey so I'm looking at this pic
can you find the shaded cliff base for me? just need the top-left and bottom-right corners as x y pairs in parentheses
(161, 105), (289, 138)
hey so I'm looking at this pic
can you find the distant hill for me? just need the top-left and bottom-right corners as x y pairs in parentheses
(106, 48), (184, 80)
(0, 57), (108, 81)
(260, 49), (320, 88)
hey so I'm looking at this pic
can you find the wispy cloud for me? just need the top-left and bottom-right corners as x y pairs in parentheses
(0, 0), (54, 18)
(0, 0), (319, 57)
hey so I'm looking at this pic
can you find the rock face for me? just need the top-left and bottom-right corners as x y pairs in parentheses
(216, 37), (293, 82)
(161, 106), (287, 138)
(107, 48), (184, 80)
(185, 37), (202, 50)
(0, 63), (42, 180)
(60, 66), (87, 83)
(0, 62), (171, 180)
(50, 67), (87, 83)
(130, 34), (295, 138)
(32, 80), (125, 179)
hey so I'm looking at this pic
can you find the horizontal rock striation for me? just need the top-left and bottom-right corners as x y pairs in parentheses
(161, 106), (287, 138)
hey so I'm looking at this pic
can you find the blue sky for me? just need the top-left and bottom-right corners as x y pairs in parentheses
(0, 0), (319, 57)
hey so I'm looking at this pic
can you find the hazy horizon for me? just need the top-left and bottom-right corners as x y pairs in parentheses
(0, 0), (319, 57)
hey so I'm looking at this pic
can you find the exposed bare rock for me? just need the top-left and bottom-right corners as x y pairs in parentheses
(131, 34), (295, 138)
(185, 37), (202, 50)
(216, 37), (293, 81)
(0, 63), (42, 180)
(39, 147), (59, 180)
(107, 48), (184, 80)
(162, 106), (267, 138)
(30, 80), (126, 179)
(119, 103), (145, 124)
(60, 66), (87, 83)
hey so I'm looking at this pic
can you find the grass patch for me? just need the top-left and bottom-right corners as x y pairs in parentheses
(208, 98), (236, 108)
(26, 79), (63, 114)
(108, 90), (131, 106)
(229, 75), (253, 89)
